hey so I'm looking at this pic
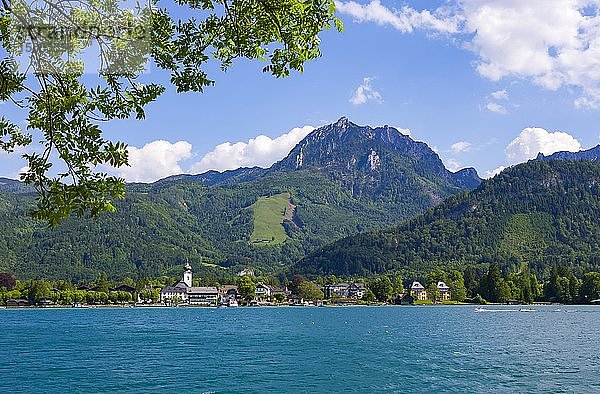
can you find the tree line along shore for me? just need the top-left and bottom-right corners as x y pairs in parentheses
(1, 261), (600, 308)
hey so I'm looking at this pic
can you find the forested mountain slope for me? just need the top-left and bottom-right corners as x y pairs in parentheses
(297, 161), (600, 277)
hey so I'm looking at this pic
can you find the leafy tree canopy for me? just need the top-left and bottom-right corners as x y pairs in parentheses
(297, 280), (323, 300)
(237, 275), (256, 301)
(0, 0), (341, 224)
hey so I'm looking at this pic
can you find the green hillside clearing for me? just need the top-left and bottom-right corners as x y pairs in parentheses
(250, 192), (292, 245)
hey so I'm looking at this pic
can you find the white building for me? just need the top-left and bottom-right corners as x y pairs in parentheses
(410, 281), (427, 301)
(437, 281), (451, 300)
(255, 283), (272, 300)
(187, 287), (219, 306)
(160, 263), (193, 304)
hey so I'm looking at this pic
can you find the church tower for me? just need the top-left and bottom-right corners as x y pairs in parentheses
(183, 263), (193, 287)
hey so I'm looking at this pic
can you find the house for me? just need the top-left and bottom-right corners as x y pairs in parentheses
(323, 283), (349, 299)
(271, 286), (291, 302)
(323, 283), (367, 300)
(437, 281), (451, 301)
(159, 284), (187, 304)
(6, 299), (30, 308)
(160, 263), (193, 304)
(112, 284), (136, 300)
(410, 281), (427, 301)
(255, 284), (272, 300)
(348, 283), (366, 299)
(220, 285), (239, 300)
(187, 287), (219, 306)
(220, 285), (240, 305)
(38, 298), (53, 307)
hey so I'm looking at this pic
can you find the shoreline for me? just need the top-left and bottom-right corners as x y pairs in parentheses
(1, 302), (590, 310)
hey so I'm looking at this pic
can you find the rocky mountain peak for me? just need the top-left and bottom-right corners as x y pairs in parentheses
(335, 116), (351, 129)
(271, 118), (482, 193)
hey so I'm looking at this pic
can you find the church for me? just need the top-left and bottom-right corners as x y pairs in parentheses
(160, 263), (219, 306)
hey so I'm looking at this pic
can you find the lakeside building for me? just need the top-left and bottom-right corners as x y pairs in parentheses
(348, 283), (366, 299)
(158, 264), (228, 306)
(6, 299), (31, 308)
(255, 283), (272, 301)
(437, 281), (451, 301)
(220, 285), (239, 300)
(159, 263), (193, 304)
(410, 281), (427, 300)
(324, 282), (367, 299)
(111, 284), (136, 300)
(220, 285), (240, 306)
(187, 287), (219, 306)
(324, 283), (349, 298)
(271, 286), (291, 300)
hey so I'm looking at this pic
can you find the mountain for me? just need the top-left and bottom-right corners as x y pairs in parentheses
(297, 160), (600, 277)
(271, 117), (481, 193)
(0, 118), (481, 280)
(157, 166), (267, 187)
(0, 177), (34, 193)
(536, 144), (600, 162)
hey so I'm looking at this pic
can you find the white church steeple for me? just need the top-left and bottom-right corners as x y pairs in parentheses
(183, 263), (193, 287)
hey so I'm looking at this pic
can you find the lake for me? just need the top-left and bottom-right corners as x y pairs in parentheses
(1, 305), (599, 393)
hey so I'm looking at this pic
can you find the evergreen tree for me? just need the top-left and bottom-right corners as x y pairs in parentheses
(480, 263), (502, 303)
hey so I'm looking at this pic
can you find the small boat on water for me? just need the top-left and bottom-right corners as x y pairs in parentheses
(475, 307), (518, 312)
(475, 307), (536, 313)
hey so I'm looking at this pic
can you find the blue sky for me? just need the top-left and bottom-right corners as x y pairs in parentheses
(1, 0), (600, 181)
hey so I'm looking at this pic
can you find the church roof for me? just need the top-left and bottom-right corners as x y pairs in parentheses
(173, 281), (189, 289)
(160, 286), (186, 294)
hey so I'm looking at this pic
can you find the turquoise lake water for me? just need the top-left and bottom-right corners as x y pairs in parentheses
(1, 305), (599, 393)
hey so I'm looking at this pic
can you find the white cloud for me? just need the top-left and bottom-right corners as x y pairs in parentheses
(107, 140), (192, 182)
(505, 127), (582, 164)
(451, 141), (472, 153)
(491, 89), (509, 100)
(442, 157), (463, 172)
(338, 0), (600, 108)
(335, 0), (464, 34)
(483, 166), (506, 178)
(190, 126), (315, 173)
(486, 102), (507, 114)
(350, 77), (383, 105)
(461, 0), (600, 107)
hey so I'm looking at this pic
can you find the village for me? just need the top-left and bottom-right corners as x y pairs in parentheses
(144, 264), (450, 307)
(1, 263), (452, 308)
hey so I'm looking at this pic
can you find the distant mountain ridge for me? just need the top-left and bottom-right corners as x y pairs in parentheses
(158, 167), (267, 187)
(536, 144), (600, 162)
(0, 177), (34, 193)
